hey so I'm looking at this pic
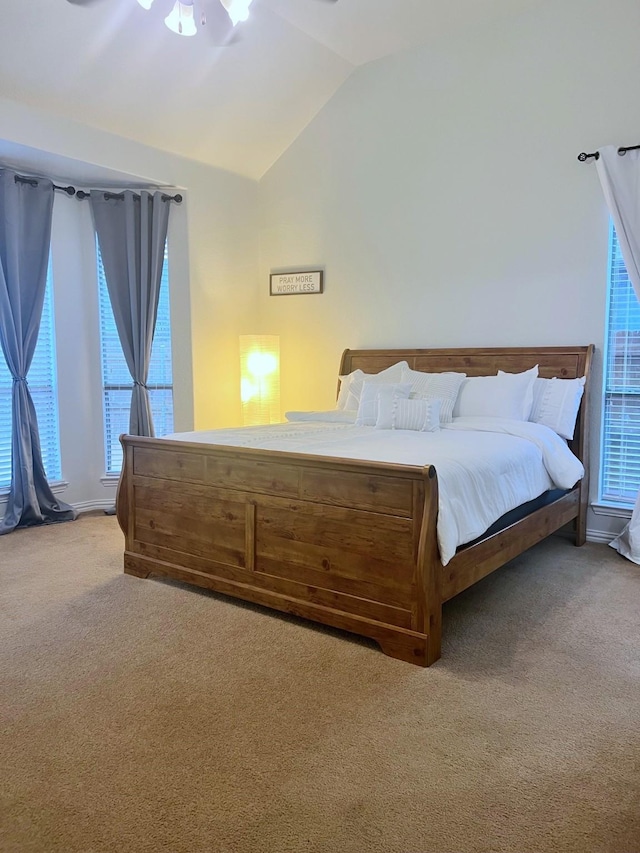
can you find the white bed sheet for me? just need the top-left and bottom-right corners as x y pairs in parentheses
(164, 418), (583, 566)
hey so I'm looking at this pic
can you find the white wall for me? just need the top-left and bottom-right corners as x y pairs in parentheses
(257, 0), (640, 539)
(0, 98), (259, 511)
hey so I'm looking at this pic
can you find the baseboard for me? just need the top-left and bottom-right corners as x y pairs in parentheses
(586, 528), (617, 545)
(74, 500), (116, 514)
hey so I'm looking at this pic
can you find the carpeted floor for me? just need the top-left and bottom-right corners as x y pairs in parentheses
(1, 514), (638, 853)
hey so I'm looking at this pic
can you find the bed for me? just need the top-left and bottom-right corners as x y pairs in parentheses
(116, 345), (593, 666)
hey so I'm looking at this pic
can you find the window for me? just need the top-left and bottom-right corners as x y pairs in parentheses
(600, 224), (640, 506)
(97, 244), (174, 476)
(0, 265), (62, 490)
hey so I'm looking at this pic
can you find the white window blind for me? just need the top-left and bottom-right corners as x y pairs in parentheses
(600, 224), (640, 505)
(97, 243), (174, 476)
(0, 265), (62, 489)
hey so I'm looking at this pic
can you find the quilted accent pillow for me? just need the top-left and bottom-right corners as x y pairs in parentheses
(375, 396), (441, 432)
(400, 367), (467, 423)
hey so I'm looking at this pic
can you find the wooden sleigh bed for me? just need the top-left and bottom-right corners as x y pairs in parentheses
(116, 345), (593, 666)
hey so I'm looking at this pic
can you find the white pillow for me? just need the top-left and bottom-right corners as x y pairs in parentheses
(455, 365), (538, 420)
(355, 382), (412, 426)
(528, 376), (586, 439)
(336, 369), (365, 410)
(376, 396), (441, 432)
(400, 367), (467, 424)
(340, 361), (409, 411)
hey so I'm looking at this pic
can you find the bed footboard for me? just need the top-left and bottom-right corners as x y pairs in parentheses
(116, 436), (442, 666)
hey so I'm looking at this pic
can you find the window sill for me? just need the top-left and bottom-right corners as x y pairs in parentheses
(0, 479), (68, 499)
(591, 502), (633, 519)
(100, 476), (120, 488)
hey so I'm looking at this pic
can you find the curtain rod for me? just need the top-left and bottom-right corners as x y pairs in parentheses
(577, 143), (640, 162)
(75, 190), (183, 203)
(11, 173), (182, 203)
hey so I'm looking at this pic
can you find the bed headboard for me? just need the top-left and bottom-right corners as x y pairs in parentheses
(339, 346), (593, 381)
(338, 345), (595, 468)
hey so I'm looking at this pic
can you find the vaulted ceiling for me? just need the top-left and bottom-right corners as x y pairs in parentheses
(0, 0), (543, 180)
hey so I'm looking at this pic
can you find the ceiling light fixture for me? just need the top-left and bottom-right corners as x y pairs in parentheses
(164, 0), (198, 35)
(219, 0), (253, 27)
(136, 0), (254, 36)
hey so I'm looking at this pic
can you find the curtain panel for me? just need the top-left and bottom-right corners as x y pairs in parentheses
(0, 169), (76, 534)
(89, 190), (170, 438)
(596, 145), (640, 563)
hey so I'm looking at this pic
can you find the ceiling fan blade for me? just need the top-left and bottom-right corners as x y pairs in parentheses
(65, 0), (109, 5)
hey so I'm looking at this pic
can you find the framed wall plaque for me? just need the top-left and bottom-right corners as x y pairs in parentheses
(270, 270), (323, 296)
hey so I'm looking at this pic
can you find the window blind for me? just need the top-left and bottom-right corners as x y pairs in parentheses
(0, 266), (62, 489)
(600, 225), (640, 505)
(97, 243), (174, 476)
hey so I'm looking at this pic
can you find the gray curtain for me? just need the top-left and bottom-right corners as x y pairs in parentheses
(0, 170), (76, 534)
(89, 190), (170, 437)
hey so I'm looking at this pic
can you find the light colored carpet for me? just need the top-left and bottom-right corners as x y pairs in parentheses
(1, 514), (638, 853)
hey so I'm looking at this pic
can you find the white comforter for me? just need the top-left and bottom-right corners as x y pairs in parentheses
(164, 417), (583, 566)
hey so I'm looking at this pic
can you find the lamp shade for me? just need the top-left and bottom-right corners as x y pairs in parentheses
(164, 0), (197, 36)
(239, 335), (280, 426)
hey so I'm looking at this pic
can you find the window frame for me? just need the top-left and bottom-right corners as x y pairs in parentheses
(598, 222), (640, 508)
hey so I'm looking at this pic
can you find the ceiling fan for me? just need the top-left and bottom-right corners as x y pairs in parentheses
(66, 0), (338, 42)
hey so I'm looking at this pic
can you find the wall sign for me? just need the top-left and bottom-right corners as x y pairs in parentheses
(270, 270), (323, 296)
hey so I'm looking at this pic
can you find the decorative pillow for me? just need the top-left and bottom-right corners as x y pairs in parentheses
(355, 382), (412, 426)
(400, 367), (467, 424)
(336, 369), (365, 410)
(340, 361), (409, 411)
(376, 396), (442, 432)
(528, 376), (586, 439)
(454, 365), (538, 420)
